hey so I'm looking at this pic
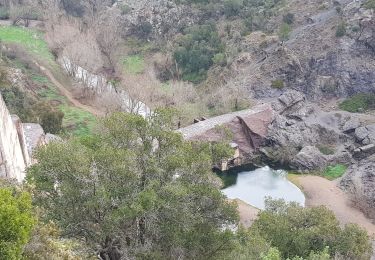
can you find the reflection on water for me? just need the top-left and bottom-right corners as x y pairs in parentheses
(218, 166), (305, 210)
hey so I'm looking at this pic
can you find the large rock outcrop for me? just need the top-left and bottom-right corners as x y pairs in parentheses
(340, 155), (375, 219)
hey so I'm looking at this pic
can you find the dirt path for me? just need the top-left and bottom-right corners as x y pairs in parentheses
(232, 199), (260, 228)
(297, 175), (375, 237)
(34, 62), (104, 117)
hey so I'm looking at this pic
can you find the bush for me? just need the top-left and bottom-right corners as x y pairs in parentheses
(40, 109), (64, 134)
(0, 188), (35, 259)
(278, 23), (291, 40)
(212, 52), (227, 66)
(316, 144), (335, 155)
(323, 164), (347, 180)
(0, 7), (9, 20)
(339, 93), (375, 112)
(335, 22), (346, 37)
(282, 13), (295, 25)
(252, 199), (372, 259)
(119, 3), (132, 15)
(364, 0), (375, 9)
(271, 79), (284, 89)
(224, 0), (243, 17)
(174, 23), (225, 83)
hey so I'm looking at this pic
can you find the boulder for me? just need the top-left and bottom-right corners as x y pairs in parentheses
(340, 155), (375, 219)
(355, 124), (375, 145)
(291, 146), (328, 171)
(342, 117), (360, 133)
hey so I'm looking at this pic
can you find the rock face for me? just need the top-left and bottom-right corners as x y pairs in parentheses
(120, 0), (198, 39)
(291, 146), (328, 171)
(0, 94), (27, 181)
(222, 0), (375, 101)
(0, 94), (57, 182)
(262, 90), (375, 171)
(341, 155), (375, 219)
(355, 124), (375, 145)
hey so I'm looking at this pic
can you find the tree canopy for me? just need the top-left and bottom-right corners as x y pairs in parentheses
(0, 187), (35, 259)
(27, 110), (238, 259)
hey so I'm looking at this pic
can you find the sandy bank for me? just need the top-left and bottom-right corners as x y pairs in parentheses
(296, 175), (375, 237)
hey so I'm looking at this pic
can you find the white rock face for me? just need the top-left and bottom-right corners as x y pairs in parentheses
(59, 57), (152, 117)
(0, 95), (27, 181)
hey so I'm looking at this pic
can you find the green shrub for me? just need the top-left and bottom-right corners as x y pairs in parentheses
(174, 23), (224, 83)
(0, 188), (35, 259)
(224, 0), (243, 17)
(119, 3), (132, 15)
(335, 22), (346, 37)
(271, 79), (284, 89)
(316, 144), (335, 155)
(123, 55), (145, 74)
(364, 0), (375, 9)
(339, 93), (375, 112)
(212, 52), (227, 66)
(282, 13), (295, 25)
(323, 164), (347, 180)
(278, 23), (291, 40)
(0, 7), (9, 19)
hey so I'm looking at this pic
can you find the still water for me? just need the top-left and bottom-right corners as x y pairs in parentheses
(219, 166), (305, 210)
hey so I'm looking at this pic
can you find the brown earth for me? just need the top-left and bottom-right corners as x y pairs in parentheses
(34, 61), (104, 117)
(296, 175), (375, 237)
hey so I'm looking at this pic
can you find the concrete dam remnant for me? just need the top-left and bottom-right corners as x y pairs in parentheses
(0, 93), (54, 181)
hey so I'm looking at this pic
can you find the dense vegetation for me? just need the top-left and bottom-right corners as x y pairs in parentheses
(0, 185), (35, 259)
(339, 93), (375, 113)
(174, 24), (225, 83)
(253, 199), (372, 259)
(4, 112), (365, 259)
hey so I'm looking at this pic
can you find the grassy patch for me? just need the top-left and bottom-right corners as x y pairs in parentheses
(316, 144), (335, 155)
(0, 26), (53, 62)
(34, 74), (96, 136)
(59, 105), (97, 136)
(287, 173), (303, 189)
(323, 164), (347, 180)
(123, 55), (145, 74)
(339, 93), (375, 113)
(271, 79), (285, 89)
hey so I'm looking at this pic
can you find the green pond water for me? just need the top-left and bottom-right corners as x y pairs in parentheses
(218, 166), (305, 210)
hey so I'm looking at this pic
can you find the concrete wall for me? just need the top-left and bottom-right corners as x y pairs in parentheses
(0, 94), (27, 181)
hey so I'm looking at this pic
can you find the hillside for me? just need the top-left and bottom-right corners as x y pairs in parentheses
(0, 0), (374, 259)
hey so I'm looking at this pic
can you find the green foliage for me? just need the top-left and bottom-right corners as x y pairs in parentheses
(0, 7), (10, 19)
(0, 188), (35, 259)
(59, 105), (96, 136)
(261, 247), (281, 260)
(278, 23), (291, 40)
(27, 110), (238, 259)
(212, 52), (227, 66)
(252, 199), (372, 259)
(123, 55), (145, 74)
(334, 224), (373, 260)
(283, 13), (295, 25)
(323, 164), (347, 180)
(174, 24), (225, 83)
(316, 144), (335, 155)
(40, 109), (64, 134)
(23, 222), (95, 260)
(224, 0), (243, 17)
(222, 226), (271, 259)
(336, 22), (346, 37)
(0, 26), (53, 62)
(364, 0), (375, 9)
(271, 79), (284, 89)
(119, 3), (132, 15)
(339, 93), (375, 113)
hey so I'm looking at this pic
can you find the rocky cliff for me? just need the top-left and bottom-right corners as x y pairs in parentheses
(0, 94), (28, 181)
